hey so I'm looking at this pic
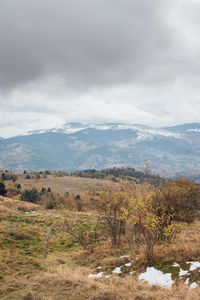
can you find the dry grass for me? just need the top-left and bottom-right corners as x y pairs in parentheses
(153, 221), (200, 262)
(4, 259), (200, 300)
(0, 195), (200, 299)
(16, 174), (115, 195)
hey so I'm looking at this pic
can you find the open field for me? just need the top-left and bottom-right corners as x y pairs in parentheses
(0, 195), (200, 299)
(15, 175), (115, 195)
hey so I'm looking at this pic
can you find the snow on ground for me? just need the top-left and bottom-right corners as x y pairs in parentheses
(88, 261), (200, 289)
(88, 272), (103, 278)
(187, 261), (200, 271)
(179, 269), (188, 277)
(172, 262), (180, 267)
(119, 255), (129, 258)
(112, 266), (122, 274)
(139, 267), (174, 288)
(185, 278), (190, 285)
(190, 282), (198, 289)
(184, 278), (198, 289)
(130, 271), (135, 275)
(125, 262), (131, 267)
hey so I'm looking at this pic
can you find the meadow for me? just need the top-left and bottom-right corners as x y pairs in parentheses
(16, 174), (114, 195)
(1, 174), (200, 300)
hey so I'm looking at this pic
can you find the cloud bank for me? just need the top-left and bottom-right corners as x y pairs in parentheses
(0, 0), (200, 137)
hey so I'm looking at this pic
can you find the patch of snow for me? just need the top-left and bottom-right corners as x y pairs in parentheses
(187, 261), (200, 271)
(125, 263), (131, 267)
(139, 267), (174, 288)
(27, 129), (47, 135)
(105, 275), (111, 279)
(172, 263), (180, 267)
(185, 278), (190, 285)
(130, 271), (135, 275)
(112, 266), (122, 274)
(88, 272), (103, 278)
(24, 210), (36, 215)
(119, 255), (129, 258)
(190, 282), (198, 289)
(179, 269), (188, 277)
(97, 266), (101, 270)
(187, 129), (200, 133)
(64, 128), (86, 134)
(91, 125), (113, 131)
(135, 127), (181, 141)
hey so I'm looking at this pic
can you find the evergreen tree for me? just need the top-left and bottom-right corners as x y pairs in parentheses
(0, 182), (7, 196)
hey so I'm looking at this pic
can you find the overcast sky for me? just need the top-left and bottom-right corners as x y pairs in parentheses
(1, 0), (200, 137)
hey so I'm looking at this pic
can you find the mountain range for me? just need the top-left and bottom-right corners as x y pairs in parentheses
(0, 122), (200, 176)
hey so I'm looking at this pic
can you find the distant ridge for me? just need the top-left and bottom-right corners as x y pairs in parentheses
(0, 122), (200, 175)
(162, 123), (200, 133)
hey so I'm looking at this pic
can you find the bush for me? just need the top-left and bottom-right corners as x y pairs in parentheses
(20, 188), (40, 203)
(46, 200), (57, 209)
(1, 172), (17, 182)
(75, 194), (83, 211)
(89, 186), (129, 245)
(64, 219), (101, 252)
(6, 184), (21, 198)
(41, 187), (46, 193)
(128, 184), (180, 261)
(0, 182), (7, 196)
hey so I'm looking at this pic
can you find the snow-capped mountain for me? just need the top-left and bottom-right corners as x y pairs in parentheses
(0, 122), (200, 175)
(27, 122), (181, 140)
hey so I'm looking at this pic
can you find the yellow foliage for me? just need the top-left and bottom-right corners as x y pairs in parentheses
(14, 194), (21, 200)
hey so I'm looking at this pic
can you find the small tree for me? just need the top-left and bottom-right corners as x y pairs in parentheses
(21, 188), (40, 203)
(89, 186), (129, 245)
(41, 187), (46, 193)
(75, 194), (82, 211)
(0, 182), (7, 196)
(64, 219), (100, 252)
(128, 184), (179, 262)
(35, 173), (41, 181)
(1, 173), (6, 181)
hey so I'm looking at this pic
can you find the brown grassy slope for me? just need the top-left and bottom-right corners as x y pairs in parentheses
(16, 174), (115, 195)
(0, 196), (200, 300)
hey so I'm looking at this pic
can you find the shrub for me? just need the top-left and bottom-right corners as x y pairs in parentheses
(64, 219), (101, 252)
(6, 184), (21, 198)
(20, 188), (40, 203)
(75, 194), (83, 211)
(89, 186), (129, 245)
(1, 172), (17, 182)
(128, 184), (180, 261)
(0, 182), (7, 196)
(41, 187), (46, 193)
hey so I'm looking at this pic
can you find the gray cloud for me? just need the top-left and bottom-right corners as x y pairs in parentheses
(0, 0), (177, 90)
(0, 0), (200, 137)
